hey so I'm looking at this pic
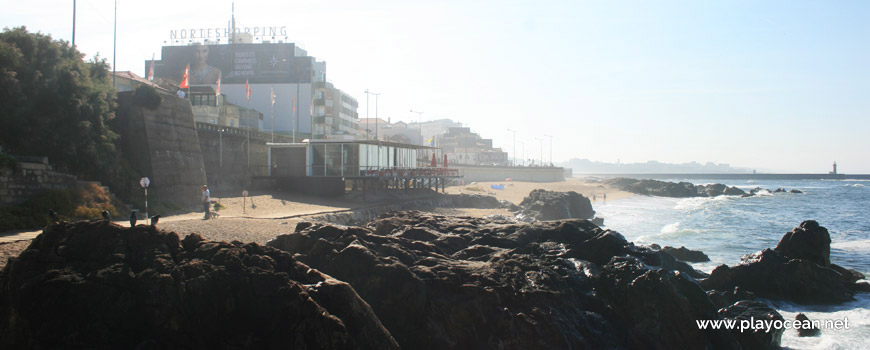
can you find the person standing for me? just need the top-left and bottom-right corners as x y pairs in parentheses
(202, 185), (211, 220)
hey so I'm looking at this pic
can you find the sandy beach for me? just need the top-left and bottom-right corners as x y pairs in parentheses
(0, 178), (629, 268)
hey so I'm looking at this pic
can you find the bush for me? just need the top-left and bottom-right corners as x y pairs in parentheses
(133, 85), (161, 110)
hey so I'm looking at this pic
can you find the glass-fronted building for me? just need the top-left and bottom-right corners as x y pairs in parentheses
(267, 140), (438, 177)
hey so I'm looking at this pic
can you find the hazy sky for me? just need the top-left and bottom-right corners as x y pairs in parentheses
(3, 1), (869, 173)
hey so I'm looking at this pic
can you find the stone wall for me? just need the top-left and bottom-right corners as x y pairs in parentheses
(195, 123), (294, 195)
(115, 93), (207, 209)
(0, 157), (79, 206)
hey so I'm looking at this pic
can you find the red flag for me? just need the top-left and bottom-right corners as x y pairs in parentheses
(215, 72), (221, 96)
(292, 92), (296, 112)
(180, 64), (189, 89)
(147, 53), (155, 81)
(245, 79), (251, 101)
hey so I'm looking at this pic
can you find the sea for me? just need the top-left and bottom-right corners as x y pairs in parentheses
(592, 178), (869, 349)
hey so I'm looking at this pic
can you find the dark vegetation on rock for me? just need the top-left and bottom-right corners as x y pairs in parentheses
(267, 211), (764, 349)
(0, 221), (398, 349)
(702, 220), (868, 304)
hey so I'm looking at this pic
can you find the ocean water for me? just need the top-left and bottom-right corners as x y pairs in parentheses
(593, 179), (870, 349)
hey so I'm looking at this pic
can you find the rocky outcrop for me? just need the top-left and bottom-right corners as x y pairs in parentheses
(774, 220), (830, 266)
(605, 178), (746, 197)
(0, 221), (398, 349)
(267, 211), (754, 349)
(795, 313), (821, 337)
(702, 220), (867, 304)
(718, 300), (785, 349)
(515, 189), (595, 221)
(662, 246), (711, 263)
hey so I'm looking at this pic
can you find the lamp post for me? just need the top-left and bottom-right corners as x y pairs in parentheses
(364, 89), (372, 139)
(544, 134), (553, 166)
(411, 110), (424, 145)
(507, 129), (516, 166)
(535, 137), (543, 167)
(518, 141), (525, 166)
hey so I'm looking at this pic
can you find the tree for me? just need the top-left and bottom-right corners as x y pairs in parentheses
(0, 26), (118, 181)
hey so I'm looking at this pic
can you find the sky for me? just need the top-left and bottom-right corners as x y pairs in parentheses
(2, 0), (869, 173)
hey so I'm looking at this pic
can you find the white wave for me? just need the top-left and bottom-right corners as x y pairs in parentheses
(661, 222), (682, 234)
(846, 183), (865, 187)
(776, 294), (870, 350)
(831, 239), (870, 252)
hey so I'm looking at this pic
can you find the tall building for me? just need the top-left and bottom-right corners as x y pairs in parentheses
(313, 82), (359, 139)
(148, 36), (356, 140)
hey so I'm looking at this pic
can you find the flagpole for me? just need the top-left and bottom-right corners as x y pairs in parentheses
(271, 86), (275, 143)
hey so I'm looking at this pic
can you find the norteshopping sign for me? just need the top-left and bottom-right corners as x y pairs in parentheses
(169, 26), (288, 40)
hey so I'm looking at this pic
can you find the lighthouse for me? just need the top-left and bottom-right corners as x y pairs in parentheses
(830, 162), (838, 175)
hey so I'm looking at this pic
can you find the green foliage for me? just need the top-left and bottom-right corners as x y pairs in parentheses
(133, 84), (161, 110)
(213, 202), (225, 211)
(0, 27), (118, 183)
(0, 152), (19, 172)
(0, 190), (74, 232)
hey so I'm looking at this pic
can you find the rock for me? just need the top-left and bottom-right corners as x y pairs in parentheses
(449, 193), (502, 209)
(604, 178), (746, 197)
(718, 300), (785, 349)
(774, 188), (787, 193)
(0, 221), (398, 349)
(774, 220), (831, 266)
(795, 313), (821, 337)
(707, 286), (755, 310)
(516, 189), (595, 221)
(663, 246), (711, 262)
(268, 211), (739, 349)
(702, 248), (854, 304)
(790, 189), (803, 194)
(590, 217), (605, 226)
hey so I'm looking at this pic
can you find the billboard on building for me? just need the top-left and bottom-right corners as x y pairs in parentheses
(155, 43), (313, 85)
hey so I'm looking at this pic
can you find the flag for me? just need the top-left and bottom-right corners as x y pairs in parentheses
(270, 87), (276, 106)
(245, 79), (251, 101)
(147, 53), (155, 81)
(426, 136), (435, 146)
(292, 92), (296, 112)
(180, 64), (189, 89)
(215, 72), (221, 96)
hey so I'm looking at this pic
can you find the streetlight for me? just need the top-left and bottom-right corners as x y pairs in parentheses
(411, 110), (424, 145)
(535, 137), (543, 167)
(507, 129), (516, 166)
(544, 134), (553, 166)
(372, 92), (381, 140)
(518, 141), (525, 166)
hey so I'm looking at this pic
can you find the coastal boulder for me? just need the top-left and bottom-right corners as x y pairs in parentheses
(774, 220), (831, 266)
(604, 178), (746, 198)
(269, 211), (741, 349)
(663, 246), (711, 263)
(0, 221), (398, 349)
(516, 189), (595, 221)
(718, 300), (785, 349)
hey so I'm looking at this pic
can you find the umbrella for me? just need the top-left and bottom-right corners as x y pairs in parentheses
(430, 153), (437, 167)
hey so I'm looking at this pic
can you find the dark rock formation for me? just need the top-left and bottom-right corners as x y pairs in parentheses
(0, 221), (398, 349)
(795, 313), (822, 337)
(267, 211), (750, 349)
(449, 193), (502, 209)
(702, 221), (865, 304)
(663, 246), (711, 262)
(515, 189), (595, 221)
(774, 220), (830, 266)
(790, 189), (803, 194)
(718, 300), (785, 349)
(604, 178), (746, 197)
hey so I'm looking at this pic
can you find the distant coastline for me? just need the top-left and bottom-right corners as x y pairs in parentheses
(577, 173), (870, 180)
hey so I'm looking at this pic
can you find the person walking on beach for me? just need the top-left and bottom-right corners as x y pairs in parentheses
(202, 185), (211, 220)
